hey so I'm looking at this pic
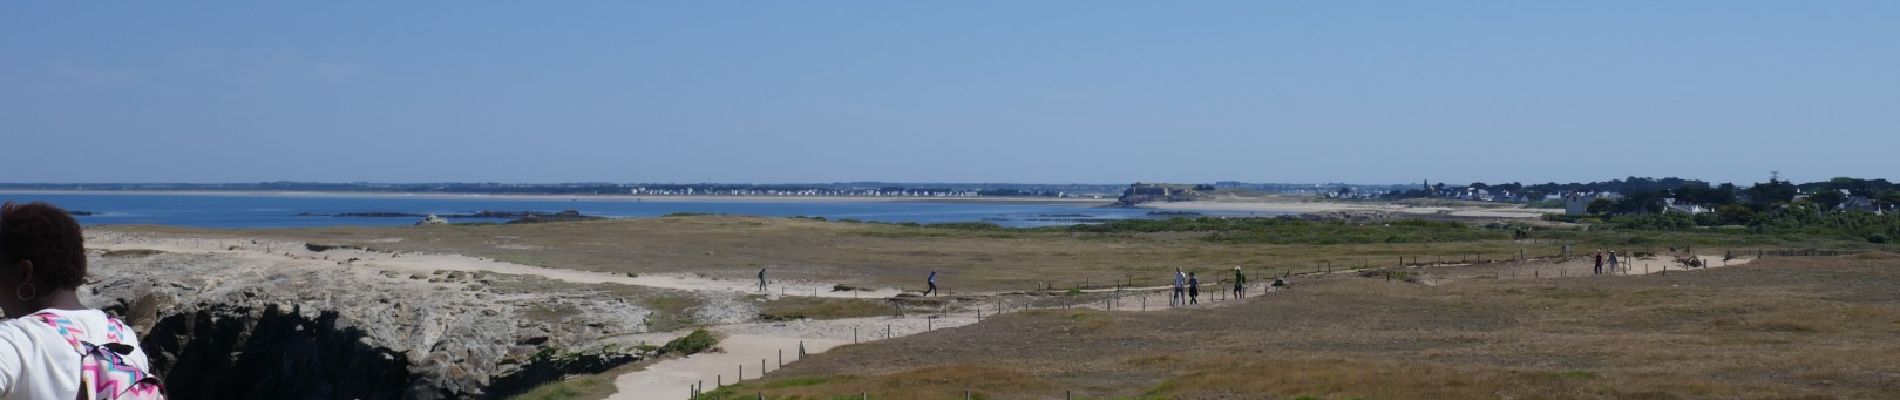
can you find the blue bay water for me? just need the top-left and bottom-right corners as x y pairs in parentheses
(0, 192), (1272, 229)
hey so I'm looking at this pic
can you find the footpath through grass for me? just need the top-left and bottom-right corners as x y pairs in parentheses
(707, 255), (1900, 399)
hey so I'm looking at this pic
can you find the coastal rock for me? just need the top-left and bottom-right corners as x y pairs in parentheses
(85, 248), (653, 399)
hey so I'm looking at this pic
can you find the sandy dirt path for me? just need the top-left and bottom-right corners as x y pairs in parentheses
(607, 316), (977, 400)
(85, 231), (904, 299)
(1621, 255), (1752, 275)
(1408, 254), (1758, 283)
(604, 282), (1295, 400)
(612, 334), (848, 400)
(1517, 255), (1754, 277)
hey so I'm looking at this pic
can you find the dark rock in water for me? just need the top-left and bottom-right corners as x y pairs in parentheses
(1146, 211), (1203, 216)
(68, 210), (99, 216)
(334, 212), (430, 218)
(1115, 182), (1207, 206)
(507, 210), (604, 224)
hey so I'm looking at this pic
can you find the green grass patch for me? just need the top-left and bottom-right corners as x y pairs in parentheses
(662, 329), (720, 355)
(505, 375), (615, 400)
(762, 376), (834, 388)
(759, 297), (891, 321)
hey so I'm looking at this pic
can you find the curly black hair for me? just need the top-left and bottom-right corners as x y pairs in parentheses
(0, 202), (89, 289)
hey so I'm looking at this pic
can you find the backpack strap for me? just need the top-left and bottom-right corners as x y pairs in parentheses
(30, 312), (90, 355)
(32, 312), (165, 400)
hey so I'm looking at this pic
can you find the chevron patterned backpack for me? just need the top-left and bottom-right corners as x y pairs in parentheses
(32, 312), (166, 400)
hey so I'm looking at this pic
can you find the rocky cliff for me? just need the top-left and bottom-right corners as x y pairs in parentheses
(83, 247), (658, 399)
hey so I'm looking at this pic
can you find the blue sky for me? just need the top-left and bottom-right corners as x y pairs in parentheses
(2, 2), (1895, 184)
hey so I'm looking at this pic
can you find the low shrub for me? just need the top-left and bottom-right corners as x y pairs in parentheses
(662, 329), (720, 355)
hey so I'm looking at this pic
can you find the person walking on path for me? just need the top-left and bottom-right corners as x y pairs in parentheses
(1171, 268), (1186, 307)
(1232, 266), (1247, 299)
(758, 267), (768, 292)
(1608, 251), (1621, 274)
(1187, 272), (1200, 305)
(922, 271), (938, 297)
(1593, 250), (1604, 275)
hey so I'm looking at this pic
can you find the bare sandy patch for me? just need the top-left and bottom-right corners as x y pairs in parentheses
(83, 231), (903, 299)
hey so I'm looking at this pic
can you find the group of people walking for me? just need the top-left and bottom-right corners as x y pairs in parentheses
(1593, 249), (1622, 274)
(1170, 266), (1260, 306)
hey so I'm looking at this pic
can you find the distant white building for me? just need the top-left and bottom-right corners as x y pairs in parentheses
(1662, 198), (1710, 214)
(1563, 193), (1595, 216)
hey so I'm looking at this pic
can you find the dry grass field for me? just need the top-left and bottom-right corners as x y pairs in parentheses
(104, 216), (1900, 399)
(108, 216), (1662, 292)
(703, 254), (1900, 399)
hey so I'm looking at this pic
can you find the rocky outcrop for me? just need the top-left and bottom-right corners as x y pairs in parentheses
(84, 247), (657, 399)
(129, 303), (415, 399)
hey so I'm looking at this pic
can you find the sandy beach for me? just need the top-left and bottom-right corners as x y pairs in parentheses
(1147, 200), (1559, 219)
(1145, 201), (1404, 213)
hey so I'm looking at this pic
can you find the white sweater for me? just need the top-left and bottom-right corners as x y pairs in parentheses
(0, 309), (154, 400)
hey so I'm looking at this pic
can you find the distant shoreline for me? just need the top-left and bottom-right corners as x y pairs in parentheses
(0, 189), (1115, 205)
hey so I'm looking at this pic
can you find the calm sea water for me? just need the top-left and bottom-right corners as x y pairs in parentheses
(0, 192), (1274, 229)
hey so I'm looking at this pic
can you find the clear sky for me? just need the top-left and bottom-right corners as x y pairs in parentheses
(3, 2), (1895, 185)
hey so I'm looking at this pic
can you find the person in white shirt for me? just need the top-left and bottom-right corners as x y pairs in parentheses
(0, 202), (155, 399)
(1171, 268), (1186, 307)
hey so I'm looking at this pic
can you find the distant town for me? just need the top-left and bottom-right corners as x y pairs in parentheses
(4, 176), (1895, 217)
(0, 181), (1409, 199)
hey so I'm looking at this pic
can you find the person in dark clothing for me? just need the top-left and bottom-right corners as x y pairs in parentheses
(1593, 250), (1604, 275)
(1187, 272), (1200, 305)
(758, 267), (768, 292)
(922, 271), (938, 297)
(1232, 266), (1246, 298)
